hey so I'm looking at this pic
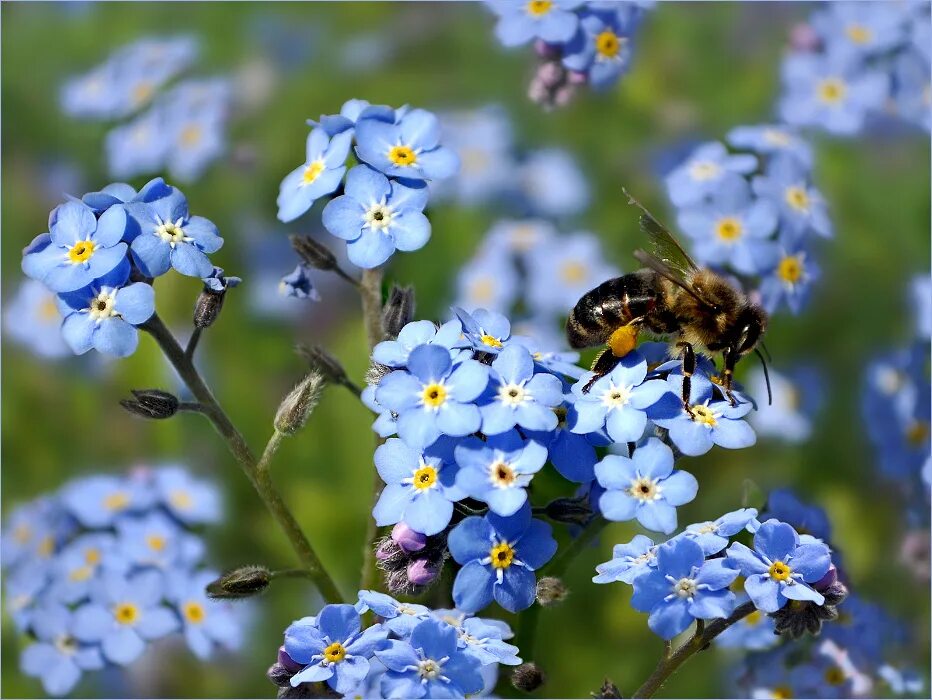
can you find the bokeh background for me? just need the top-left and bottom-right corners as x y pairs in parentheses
(2, 2), (929, 698)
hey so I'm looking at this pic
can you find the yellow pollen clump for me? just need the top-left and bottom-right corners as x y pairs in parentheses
(906, 421), (929, 445)
(388, 145), (417, 167)
(422, 383), (447, 408)
(595, 30), (621, 58)
(303, 160), (325, 185)
(324, 642), (347, 663)
(768, 560), (792, 581)
(784, 186), (810, 212)
(184, 601), (206, 624)
(690, 404), (718, 426)
(846, 24), (872, 45)
(490, 461), (517, 487)
(715, 217), (743, 241)
(114, 603), (139, 625)
(489, 542), (515, 569)
(824, 667), (846, 685)
(412, 465), (438, 490)
(481, 334), (503, 348)
(608, 325), (638, 358)
(526, 0), (553, 16)
(560, 260), (588, 284)
(146, 534), (167, 552)
(85, 548), (101, 565)
(817, 77), (847, 104)
(68, 240), (97, 264)
(777, 255), (804, 284)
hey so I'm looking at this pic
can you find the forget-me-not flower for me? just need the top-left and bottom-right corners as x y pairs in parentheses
(665, 141), (757, 207)
(753, 154), (832, 240)
(726, 123), (813, 167)
(373, 319), (464, 368)
(277, 127), (353, 223)
(488, 0), (582, 47)
(20, 603), (104, 696)
(479, 345), (563, 434)
(166, 570), (241, 660)
(684, 508), (759, 555)
(759, 245), (820, 315)
(562, 8), (636, 89)
(652, 397), (757, 457)
(593, 534), (658, 584)
(355, 108), (459, 181)
(356, 590), (432, 638)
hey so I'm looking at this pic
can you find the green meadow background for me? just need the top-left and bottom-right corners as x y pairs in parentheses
(2, 2), (929, 698)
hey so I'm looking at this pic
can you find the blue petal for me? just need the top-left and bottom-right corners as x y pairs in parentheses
(113, 283), (155, 325)
(390, 211), (431, 252)
(647, 598), (694, 640)
(744, 574), (782, 613)
(93, 318), (138, 357)
(61, 313), (95, 355)
(322, 195), (365, 241)
(636, 501), (679, 534)
(436, 403), (481, 437)
(754, 520), (799, 563)
(494, 566), (537, 612)
(448, 517), (494, 563)
(346, 229), (396, 268)
(317, 604), (361, 644)
(407, 345), (452, 383)
(452, 561), (495, 614)
(102, 627), (146, 665)
(131, 234), (171, 277)
(372, 483), (411, 526)
(171, 242), (213, 278)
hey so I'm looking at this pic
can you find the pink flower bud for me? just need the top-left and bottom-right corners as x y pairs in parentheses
(789, 23), (822, 52)
(407, 559), (439, 587)
(391, 522), (427, 553)
(534, 39), (561, 59)
(812, 564), (838, 592)
(567, 70), (588, 85)
(538, 61), (565, 89)
(278, 646), (303, 673)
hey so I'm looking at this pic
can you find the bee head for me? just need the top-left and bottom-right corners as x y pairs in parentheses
(733, 304), (767, 356)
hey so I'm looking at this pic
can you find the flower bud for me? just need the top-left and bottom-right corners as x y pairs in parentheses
(266, 663), (293, 688)
(290, 234), (338, 271)
(392, 522), (427, 553)
(790, 22), (822, 52)
(278, 646), (304, 673)
(553, 84), (576, 108)
(406, 559), (439, 587)
(533, 39), (561, 59)
(206, 565), (271, 599)
(769, 578), (848, 639)
(274, 372), (324, 435)
(595, 678), (622, 699)
(381, 285), (415, 339)
(193, 289), (225, 329)
(812, 564), (838, 592)
(120, 389), (179, 419)
(538, 61), (564, 88)
(544, 497), (593, 526)
(536, 576), (568, 607)
(511, 662), (546, 692)
(298, 344), (350, 387)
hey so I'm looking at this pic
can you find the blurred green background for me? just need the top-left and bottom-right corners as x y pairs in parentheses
(2, 2), (929, 698)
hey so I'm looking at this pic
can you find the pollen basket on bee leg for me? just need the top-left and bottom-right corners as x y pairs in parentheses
(607, 324), (639, 358)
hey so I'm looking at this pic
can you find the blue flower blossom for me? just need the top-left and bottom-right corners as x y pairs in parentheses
(60, 475), (154, 529)
(683, 508), (759, 555)
(747, 366), (822, 443)
(726, 123), (813, 167)
(525, 232), (619, 315)
(760, 489), (832, 543)
(166, 570), (240, 660)
(284, 604), (389, 693)
(433, 611), (521, 666)
(452, 306), (513, 353)
(448, 502), (557, 613)
(153, 465), (222, 525)
(279, 264), (321, 300)
(631, 537), (739, 639)
(652, 397), (757, 457)
(562, 8), (636, 89)
(811, 2), (907, 61)
(312, 98), (395, 137)
(752, 154), (832, 240)
(725, 519), (832, 613)
(373, 319), (464, 368)
(22, 200), (128, 293)
(595, 438), (698, 534)
(356, 590), (432, 638)
(454, 430), (548, 516)
(665, 141), (757, 207)
(20, 603), (104, 696)
(4, 280), (70, 358)
(355, 108), (459, 181)
(714, 595), (778, 651)
(115, 511), (203, 569)
(48, 533), (123, 605)
(277, 128), (353, 223)
(322, 165), (431, 268)
(759, 246), (821, 315)
(518, 148), (590, 218)
(105, 110), (170, 180)
(488, 0), (582, 47)
(479, 345), (563, 434)
(455, 251), (520, 313)
(375, 345), (489, 449)
(376, 619), (484, 698)
(593, 534), (657, 584)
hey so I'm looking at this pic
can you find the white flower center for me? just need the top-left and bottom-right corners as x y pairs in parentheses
(498, 382), (528, 406)
(417, 658), (444, 680)
(601, 382), (633, 409)
(154, 217), (191, 245)
(54, 634), (78, 656)
(628, 476), (661, 501)
(689, 160), (721, 181)
(364, 201), (395, 232)
(88, 290), (119, 321)
(673, 577), (698, 598)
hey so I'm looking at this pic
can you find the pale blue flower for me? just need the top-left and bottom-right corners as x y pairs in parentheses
(277, 128), (353, 223)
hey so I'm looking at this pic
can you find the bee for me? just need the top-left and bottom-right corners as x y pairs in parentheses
(566, 191), (771, 411)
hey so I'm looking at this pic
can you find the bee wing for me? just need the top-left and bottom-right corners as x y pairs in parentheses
(633, 249), (716, 310)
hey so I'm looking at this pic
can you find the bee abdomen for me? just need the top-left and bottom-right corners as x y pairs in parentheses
(566, 272), (660, 349)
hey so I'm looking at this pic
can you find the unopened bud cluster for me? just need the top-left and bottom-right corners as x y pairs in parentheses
(375, 522), (447, 594)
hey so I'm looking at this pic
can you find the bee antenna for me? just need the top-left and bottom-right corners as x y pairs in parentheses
(754, 348), (773, 406)
(760, 341), (773, 364)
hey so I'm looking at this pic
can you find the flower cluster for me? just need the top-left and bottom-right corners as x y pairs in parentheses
(277, 99), (459, 269)
(664, 128), (831, 316)
(779, 1), (931, 135)
(60, 36), (233, 181)
(20, 179), (227, 357)
(484, 1), (654, 109)
(267, 592), (520, 698)
(1, 466), (241, 696)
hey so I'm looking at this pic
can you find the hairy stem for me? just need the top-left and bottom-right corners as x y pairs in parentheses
(143, 314), (344, 604)
(631, 601), (756, 699)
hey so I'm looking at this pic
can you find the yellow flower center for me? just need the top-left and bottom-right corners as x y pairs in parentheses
(628, 476), (659, 501)
(180, 124), (202, 146)
(526, 0), (553, 16)
(132, 81), (154, 105)
(324, 642), (347, 663)
(715, 217), (743, 241)
(772, 686), (793, 700)
(412, 464), (438, 490)
(906, 421), (929, 445)
(13, 524), (31, 544)
(489, 542), (515, 569)
(490, 460), (517, 488)
(155, 221), (187, 243)
(763, 128), (792, 147)
(768, 560), (791, 581)
(85, 547), (101, 565)
(481, 334), (503, 348)
(469, 278), (496, 305)
(421, 383), (447, 409)
(689, 161), (720, 181)
(846, 24), (872, 45)
(114, 603), (139, 625)
(784, 186), (810, 212)
(595, 30), (621, 58)
(68, 240), (96, 264)
(745, 610), (762, 626)
(690, 404), (718, 426)
(777, 255), (804, 284)
(817, 77), (847, 104)
(461, 147), (490, 173)
(146, 535), (167, 552)
(824, 666), (846, 686)
(69, 565), (93, 582)
(388, 145), (417, 167)
(302, 160), (325, 185)
(560, 261), (588, 284)
(38, 536), (55, 557)
(38, 297), (59, 323)
(184, 601), (206, 624)
(170, 489), (193, 511)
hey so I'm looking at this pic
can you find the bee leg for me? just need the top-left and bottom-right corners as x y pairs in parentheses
(678, 342), (696, 418)
(583, 348), (620, 393)
(722, 347), (738, 407)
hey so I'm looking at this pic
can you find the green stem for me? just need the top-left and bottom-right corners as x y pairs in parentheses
(143, 314), (345, 604)
(631, 601), (756, 698)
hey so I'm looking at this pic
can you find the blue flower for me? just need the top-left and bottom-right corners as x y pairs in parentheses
(562, 8), (637, 89)
(683, 508), (759, 555)
(279, 264), (321, 300)
(48, 533), (123, 605)
(277, 127), (353, 223)
(488, 0), (582, 47)
(726, 123), (813, 167)
(436, 612), (521, 666)
(760, 489), (832, 542)
(778, 51), (888, 136)
(72, 570), (179, 665)
(372, 438), (464, 536)
(19, 603), (104, 696)
(452, 306), (513, 353)
(58, 263), (155, 358)
(375, 345), (489, 449)
(376, 618), (484, 698)
(752, 154), (832, 240)
(22, 200), (128, 293)
(593, 534), (657, 584)
(454, 430), (548, 516)
(115, 511), (203, 570)
(529, 405), (601, 483)
(373, 319), (464, 368)
(747, 366), (822, 443)
(455, 251), (520, 313)
(322, 165), (431, 268)
(759, 246), (820, 315)
(105, 110), (170, 180)
(631, 537), (739, 639)
(479, 345), (564, 434)
(153, 466), (222, 525)
(725, 519), (832, 613)
(594, 438), (698, 534)
(166, 569), (241, 660)
(652, 397), (757, 457)
(525, 232), (619, 315)
(1, 496), (67, 571)
(355, 590), (432, 638)
(312, 98), (395, 137)
(518, 148), (591, 218)
(125, 182), (223, 278)
(448, 502), (557, 613)
(893, 49), (932, 132)
(911, 274), (931, 339)
(570, 352), (672, 444)
(5, 561), (51, 632)
(362, 385), (399, 439)
(60, 475), (154, 529)
(355, 108), (459, 181)
(677, 178), (779, 275)
(811, 2), (907, 61)
(714, 594), (778, 651)
(3, 280), (70, 358)
(665, 141), (757, 207)
(284, 604), (389, 693)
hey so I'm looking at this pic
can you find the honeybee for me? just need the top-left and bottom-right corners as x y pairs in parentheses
(566, 191), (771, 411)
